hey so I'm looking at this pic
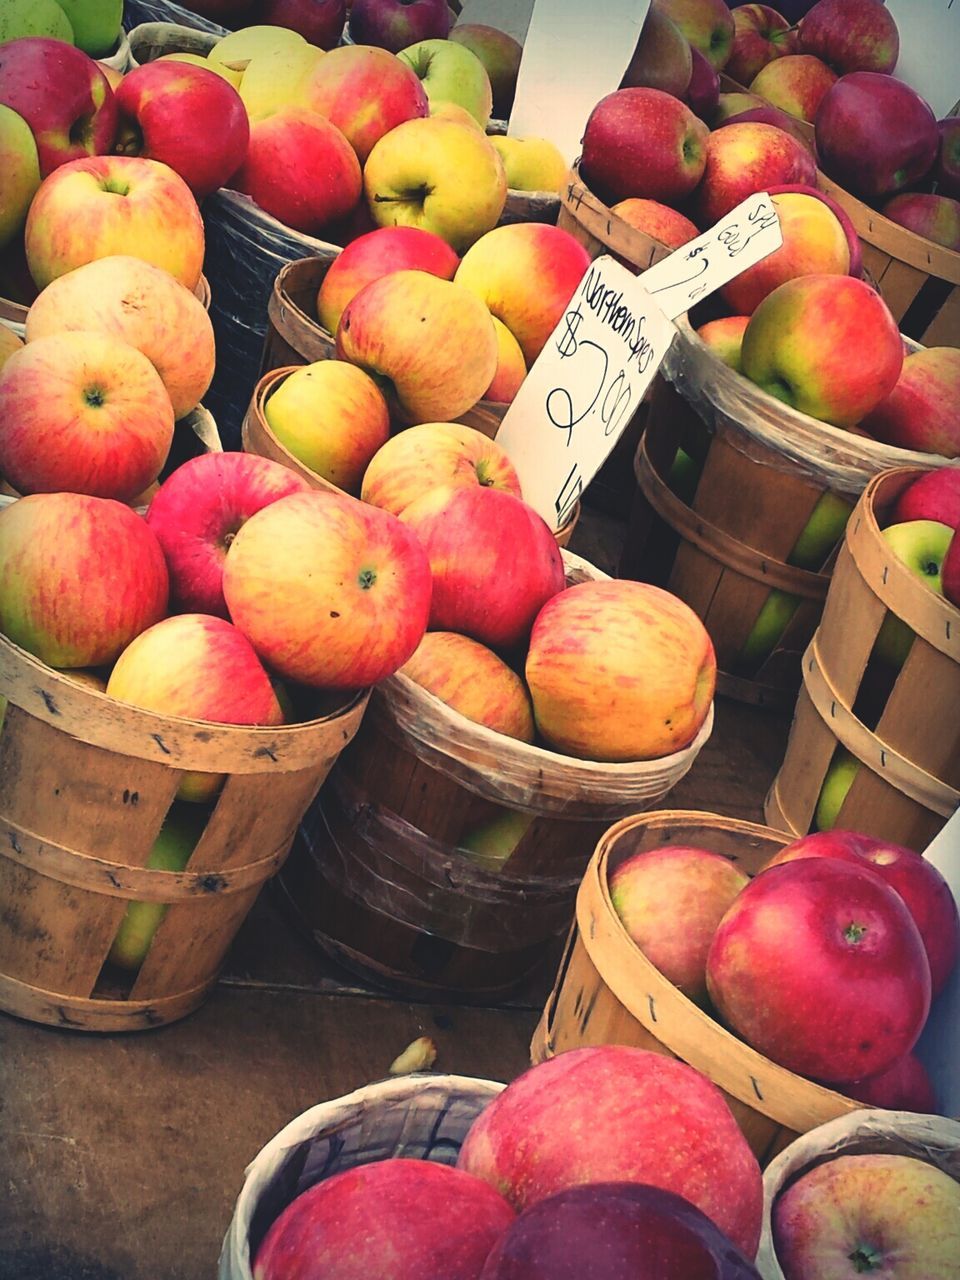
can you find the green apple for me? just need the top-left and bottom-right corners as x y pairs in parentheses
(398, 38), (493, 127)
(815, 748), (860, 830)
(668, 445), (701, 505)
(108, 804), (208, 971)
(54, 0), (122, 56)
(237, 42), (323, 121)
(208, 24), (307, 74)
(489, 135), (566, 193)
(0, 106), (42, 250)
(874, 519), (953, 667)
(157, 52), (243, 89)
(0, 0), (74, 43)
(459, 807), (533, 869)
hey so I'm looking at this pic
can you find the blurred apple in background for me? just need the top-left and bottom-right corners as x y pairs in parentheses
(25, 255), (215, 421)
(842, 1051), (938, 1113)
(361, 420), (521, 517)
(881, 192), (960, 252)
(580, 87), (709, 205)
(146, 452), (313, 618)
(891, 467), (960, 529)
(684, 46), (721, 119)
(697, 315), (749, 370)
(490, 135), (566, 193)
(56, 0), (123, 57)
(399, 630), (535, 741)
(300, 44), (428, 164)
(619, 5), (692, 99)
(611, 197), (699, 249)
(25, 154), (205, 291)
(610, 845), (748, 1002)
(251, 0), (347, 47)
(749, 53), (836, 123)
(336, 269), (498, 421)
(0, 0), (74, 44)
(449, 24), (522, 120)
(0, 105), (41, 250)
(861, 348), (960, 457)
(526, 580), (716, 762)
(455, 223), (590, 365)
(0, 492), (169, 668)
(0, 332), (174, 501)
(695, 122), (816, 225)
(797, 0), (899, 75)
(484, 316), (526, 403)
(656, 0), (735, 71)
(229, 107), (361, 235)
(936, 117), (960, 200)
(726, 5), (798, 87)
(264, 361), (390, 492)
(350, 0), (452, 52)
(398, 38), (492, 127)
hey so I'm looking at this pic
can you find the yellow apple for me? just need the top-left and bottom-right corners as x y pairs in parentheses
(157, 52), (242, 89)
(459, 807), (534, 868)
(484, 315), (526, 403)
(490, 135), (566, 194)
(429, 100), (485, 133)
(399, 630), (535, 741)
(208, 25), (307, 74)
(238, 43), (325, 121)
(0, 327), (23, 372)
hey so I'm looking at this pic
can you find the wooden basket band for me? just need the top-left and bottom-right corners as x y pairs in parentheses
(802, 634), (960, 818)
(0, 968), (213, 1032)
(561, 168), (675, 269)
(635, 435), (831, 600)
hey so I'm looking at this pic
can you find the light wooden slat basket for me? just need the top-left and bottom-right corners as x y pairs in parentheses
(218, 1073), (504, 1280)
(766, 467), (960, 851)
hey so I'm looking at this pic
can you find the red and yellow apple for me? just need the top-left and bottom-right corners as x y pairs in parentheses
(727, 5), (798, 86)
(696, 315), (750, 371)
(397, 38), (492, 128)
(655, 0), (736, 72)
(485, 317), (526, 403)
(749, 53), (837, 122)
(694, 121), (817, 225)
(399, 630), (535, 741)
(611, 198), (699, 250)
(860, 348), (960, 458)
(448, 23), (521, 119)
(0, 104), (41, 249)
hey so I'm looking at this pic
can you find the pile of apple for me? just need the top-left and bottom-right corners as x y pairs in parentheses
(250, 1044), (767, 1278)
(610, 824), (959, 1110)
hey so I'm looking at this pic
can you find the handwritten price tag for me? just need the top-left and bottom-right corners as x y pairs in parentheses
(640, 190), (783, 321)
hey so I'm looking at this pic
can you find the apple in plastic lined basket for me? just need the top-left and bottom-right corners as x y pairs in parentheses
(399, 631), (535, 742)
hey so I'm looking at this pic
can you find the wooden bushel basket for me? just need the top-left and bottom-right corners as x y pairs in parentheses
(276, 553), (714, 1003)
(557, 163), (677, 271)
(0, 641), (368, 1032)
(530, 810), (867, 1166)
(766, 468), (960, 850)
(219, 1074), (503, 1280)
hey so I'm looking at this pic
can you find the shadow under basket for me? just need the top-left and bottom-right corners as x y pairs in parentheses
(766, 467), (960, 851)
(0, 638), (367, 1031)
(530, 810), (868, 1168)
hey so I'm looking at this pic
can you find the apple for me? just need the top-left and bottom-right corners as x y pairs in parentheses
(740, 274), (903, 427)
(454, 222), (590, 366)
(24, 154), (206, 292)
(480, 1182), (764, 1280)
(459, 808), (533, 865)
(236, 42), (324, 121)
(936, 117), (960, 200)
(300, 44), (428, 165)
(157, 52), (243, 90)
(713, 91), (766, 122)
(609, 845), (748, 1002)
(489, 136), (566, 194)
(263, 361), (391, 493)
(253, 1158), (514, 1280)
(0, 327), (22, 371)
(0, 105), (40, 250)
(526, 580), (716, 762)
(715, 102), (817, 153)
(251, 0), (347, 48)
(25, 255), (215, 420)
(398, 38), (492, 127)
(815, 749), (860, 829)
(0, 0), (73, 45)
(316, 225), (458, 335)
(0, 331), (175, 502)
(360, 420), (521, 517)
(429, 99), (485, 132)
(485, 316), (526, 403)
(860, 348), (960, 458)
(620, 6), (693, 100)
(145, 452), (314, 618)
(655, 0), (736, 72)
(0, 492), (168, 667)
(842, 1051), (939, 1112)
(890, 468), (960, 530)
(209, 25), (309, 70)
(772, 1154), (960, 1279)
(336, 269), (498, 422)
(448, 24), (522, 120)
(611, 198), (699, 249)
(798, 0), (900, 75)
(223, 489), (433, 688)
(56, 0), (123, 57)
(399, 631), (535, 741)
(707, 857), (932, 1081)
(749, 53), (837, 123)
(0, 37), (118, 178)
(762, 828), (960, 998)
(180, 0), (256, 21)
(697, 315), (750, 370)
(726, 5), (798, 87)
(943, 529), (960, 608)
(873, 519), (954, 667)
(351, 0), (451, 51)
(457, 1045), (764, 1259)
(399, 485), (565, 650)
(685, 46), (722, 120)
(580, 87), (709, 206)
(881, 192), (960, 252)
(765, 180), (863, 274)
(815, 72), (940, 202)
(108, 803), (208, 971)
(694, 122), (817, 225)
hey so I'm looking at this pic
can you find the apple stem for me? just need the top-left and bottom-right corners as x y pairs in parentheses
(357, 569), (377, 591)
(848, 1243), (883, 1272)
(844, 921), (868, 944)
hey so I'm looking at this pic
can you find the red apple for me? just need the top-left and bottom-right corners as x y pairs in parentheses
(349, 0), (452, 52)
(251, 0), (347, 48)
(726, 5), (799, 87)
(0, 37), (118, 178)
(580, 88), (709, 206)
(860, 348), (960, 458)
(0, 492), (168, 668)
(399, 485), (565, 651)
(399, 631), (535, 741)
(798, 0), (899, 75)
(749, 53), (837, 123)
(457, 1045), (764, 1259)
(145, 453), (314, 618)
(764, 180), (863, 275)
(685, 46), (721, 120)
(656, 0), (736, 72)
(706, 858), (932, 1082)
(695, 121), (817, 227)
(0, 331), (174, 502)
(841, 1051), (939, 1113)
(114, 61), (249, 201)
(890, 468), (960, 530)
(448, 24), (522, 120)
(697, 314), (750, 370)
(815, 72), (940, 202)
(223, 489), (433, 688)
(881, 192), (960, 252)
(479, 1183), (764, 1280)
(611, 198), (700, 249)
(714, 103), (816, 153)
(316, 225), (459, 335)
(620, 6), (693, 100)
(943, 530), (960, 608)
(936, 116), (960, 200)
(610, 845), (749, 1002)
(253, 1158), (514, 1280)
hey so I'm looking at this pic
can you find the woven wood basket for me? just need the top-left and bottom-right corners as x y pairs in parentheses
(557, 163), (678, 270)
(766, 468), (960, 850)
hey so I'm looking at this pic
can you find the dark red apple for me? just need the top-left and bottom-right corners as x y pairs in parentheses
(706, 859), (932, 1083)
(180, 0), (255, 22)
(943, 530), (960, 609)
(479, 1183), (763, 1280)
(457, 1046), (764, 1260)
(798, 0), (899, 75)
(0, 37), (118, 178)
(250, 0), (347, 47)
(252, 1157), (515, 1280)
(348, 0), (452, 52)
(841, 1051), (939, 1113)
(936, 117), (960, 200)
(145, 452), (314, 618)
(815, 72), (940, 201)
(685, 46), (721, 121)
(620, 6), (693, 100)
(889, 468), (960, 531)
